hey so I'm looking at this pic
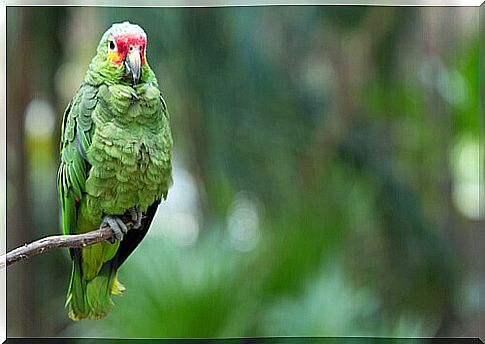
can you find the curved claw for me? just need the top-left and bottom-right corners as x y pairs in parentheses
(102, 215), (128, 244)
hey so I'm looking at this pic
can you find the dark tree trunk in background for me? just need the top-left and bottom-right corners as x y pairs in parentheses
(7, 7), (67, 336)
(6, 8), (34, 337)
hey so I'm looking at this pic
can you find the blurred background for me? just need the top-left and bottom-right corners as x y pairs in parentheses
(6, 6), (484, 338)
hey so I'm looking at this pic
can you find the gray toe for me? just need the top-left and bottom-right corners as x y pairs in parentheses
(103, 215), (126, 242)
(115, 216), (128, 234)
(130, 207), (143, 230)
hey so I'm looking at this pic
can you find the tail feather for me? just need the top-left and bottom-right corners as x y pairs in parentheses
(67, 255), (89, 321)
(67, 258), (123, 320)
(110, 271), (126, 296)
(86, 264), (114, 319)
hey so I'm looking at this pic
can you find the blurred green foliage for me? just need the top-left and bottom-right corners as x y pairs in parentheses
(6, 6), (484, 339)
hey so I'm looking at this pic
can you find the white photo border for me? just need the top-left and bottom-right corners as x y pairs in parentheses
(0, 2), (483, 344)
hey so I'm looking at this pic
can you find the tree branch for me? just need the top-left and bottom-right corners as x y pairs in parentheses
(0, 225), (116, 270)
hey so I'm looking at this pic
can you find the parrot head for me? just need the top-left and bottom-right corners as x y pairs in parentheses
(96, 21), (147, 85)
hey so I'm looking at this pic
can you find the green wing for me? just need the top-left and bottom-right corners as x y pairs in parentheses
(58, 84), (97, 238)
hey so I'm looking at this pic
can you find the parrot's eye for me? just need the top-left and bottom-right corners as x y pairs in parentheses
(109, 40), (116, 51)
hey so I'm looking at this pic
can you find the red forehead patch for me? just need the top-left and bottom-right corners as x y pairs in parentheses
(115, 33), (146, 47)
(114, 33), (147, 64)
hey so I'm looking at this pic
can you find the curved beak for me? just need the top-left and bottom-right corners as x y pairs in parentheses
(125, 47), (141, 85)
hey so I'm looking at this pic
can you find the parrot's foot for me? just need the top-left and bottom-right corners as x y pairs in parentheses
(102, 215), (128, 244)
(129, 206), (143, 230)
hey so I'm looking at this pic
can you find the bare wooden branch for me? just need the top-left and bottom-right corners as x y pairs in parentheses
(0, 225), (116, 270)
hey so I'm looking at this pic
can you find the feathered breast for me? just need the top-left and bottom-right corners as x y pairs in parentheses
(83, 82), (171, 216)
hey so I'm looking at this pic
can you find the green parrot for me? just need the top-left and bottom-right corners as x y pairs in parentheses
(57, 21), (172, 320)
